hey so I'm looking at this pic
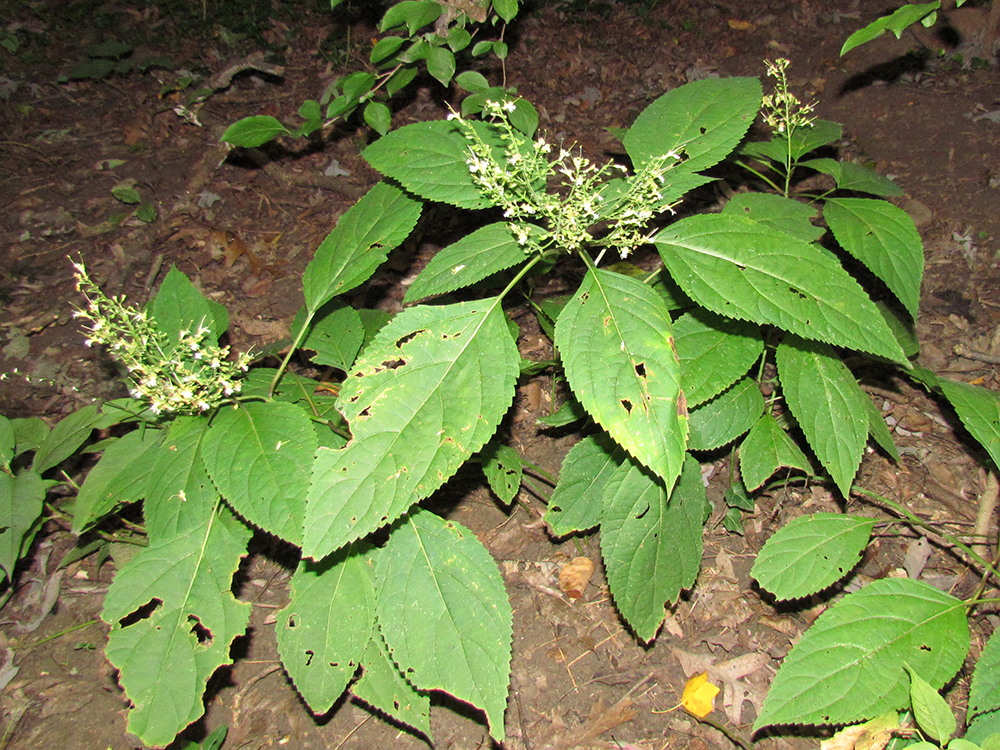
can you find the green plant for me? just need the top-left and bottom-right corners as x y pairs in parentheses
(222, 0), (522, 143)
(840, 1), (965, 56)
(7, 49), (1000, 748)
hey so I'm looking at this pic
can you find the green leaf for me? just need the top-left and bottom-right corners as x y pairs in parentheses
(379, 0), (441, 35)
(785, 119), (844, 161)
(455, 70), (489, 91)
(777, 336), (869, 496)
(492, 0), (518, 22)
(968, 714), (1000, 747)
(220, 115), (289, 148)
(446, 27), (472, 52)
(376, 509), (512, 741)
(202, 401), (318, 546)
(302, 181), (421, 314)
(364, 101), (392, 136)
(673, 310), (763, 408)
(363, 120), (500, 210)
(906, 666), (957, 743)
(103, 502), (251, 747)
(340, 70), (376, 102)
(479, 442), (523, 504)
(276, 543), (376, 713)
(752, 513), (875, 600)
(425, 45), (456, 86)
(601, 455), (707, 642)
(971, 630), (1000, 717)
(624, 77), (761, 203)
(754, 578), (968, 730)
(71, 428), (161, 533)
(151, 266), (228, 349)
(556, 269), (688, 491)
(655, 213), (907, 363)
(304, 298), (519, 560)
(722, 193), (824, 244)
(404, 222), (532, 303)
(112, 184), (141, 204)
(824, 198), (923, 320)
(536, 396), (587, 428)
(0, 471), (47, 583)
(353, 627), (432, 739)
(865, 395), (901, 462)
(931, 377), (1000, 472)
(840, 3), (941, 55)
(0, 415), (13, 467)
(800, 159), (903, 197)
(371, 36), (405, 64)
(294, 301), (365, 371)
(686, 377), (764, 452)
(510, 98), (538, 137)
(386, 64), (418, 96)
(12, 417), (49, 455)
(32, 403), (100, 474)
(739, 413), (811, 491)
(546, 433), (625, 536)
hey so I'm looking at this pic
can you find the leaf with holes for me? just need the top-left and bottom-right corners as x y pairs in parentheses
(353, 626), (432, 739)
(546, 433), (625, 536)
(376, 509), (512, 741)
(722, 193), (824, 244)
(739, 413), (811, 491)
(970, 630), (1000, 718)
(601, 455), (707, 642)
(752, 513), (875, 601)
(754, 578), (968, 730)
(777, 336), (870, 496)
(824, 198), (923, 319)
(102, 500), (250, 747)
(302, 181), (421, 315)
(276, 543), (376, 713)
(556, 269), (688, 492)
(202, 401), (318, 546)
(479, 442), (523, 505)
(303, 298), (519, 560)
(654, 214), (907, 363)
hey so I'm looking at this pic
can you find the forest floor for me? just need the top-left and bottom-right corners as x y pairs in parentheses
(2, 0), (1000, 748)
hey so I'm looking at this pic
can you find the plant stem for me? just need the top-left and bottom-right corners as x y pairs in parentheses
(23, 619), (101, 649)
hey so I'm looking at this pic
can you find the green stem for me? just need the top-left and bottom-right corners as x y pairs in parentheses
(853, 486), (1000, 586)
(520, 459), (557, 485)
(24, 619), (101, 649)
(268, 311), (314, 398)
(735, 161), (783, 195)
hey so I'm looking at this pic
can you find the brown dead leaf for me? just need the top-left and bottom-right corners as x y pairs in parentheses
(821, 714), (899, 750)
(559, 557), (596, 599)
(554, 696), (636, 749)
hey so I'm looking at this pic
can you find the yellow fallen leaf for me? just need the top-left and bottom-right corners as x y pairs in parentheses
(681, 672), (720, 718)
(558, 556), (595, 599)
(728, 19), (755, 30)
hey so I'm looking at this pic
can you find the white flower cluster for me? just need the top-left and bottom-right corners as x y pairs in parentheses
(761, 58), (816, 134)
(449, 99), (680, 259)
(72, 260), (251, 415)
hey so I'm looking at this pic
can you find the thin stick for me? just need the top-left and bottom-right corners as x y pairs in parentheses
(973, 470), (1000, 563)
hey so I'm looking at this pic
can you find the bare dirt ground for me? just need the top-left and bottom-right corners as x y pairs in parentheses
(2, 0), (1000, 748)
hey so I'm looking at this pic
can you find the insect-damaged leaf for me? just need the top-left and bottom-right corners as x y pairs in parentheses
(303, 298), (518, 560)
(556, 268), (688, 492)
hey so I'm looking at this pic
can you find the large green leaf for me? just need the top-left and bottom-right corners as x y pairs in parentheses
(739, 413), (811, 491)
(294, 301), (365, 371)
(673, 310), (763, 408)
(840, 3), (940, 55)
(276, 543), (376, 713)
(824, 198), (923, 319)
(103, 501), (251, 747)
(376, 510), (512, 741)
(600, 455), (707, 642)
(623, 77), (761, 203)
(936, 377), (1000, 472)
(71, 427), (161, 533)
(0, 415), (13, 467)
(754, 578), (968, 730)
(32, 403), (100, 474)
(545, 433), (625, 536)
(752, 513), (875, 601)
(0, 470), (48, 583)
(971, 631), (1000, 718)
(302, 181), (421, 315)
(304, 298), (519, 560)
(686, 377), (764, 452)
(363, 120), (501, 210)
(150, 266), (228, 349)
(404, 222), (533, 303)
(202, 401), (318, 546)
(800, 159), (903, 197)
(777, 336), (869, 496)
(352, 627), (432, 739)
(556, 269), (688, 491)
(722, 193), (823, 244)
(655, 214), (907, 363)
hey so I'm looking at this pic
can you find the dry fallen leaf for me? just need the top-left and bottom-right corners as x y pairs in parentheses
(558, 556), (596, 599)
(821, 713), (899, 750)
(681, 673), (720, 718)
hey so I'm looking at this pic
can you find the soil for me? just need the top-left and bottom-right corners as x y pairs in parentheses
(2, 0), (1000, 749)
